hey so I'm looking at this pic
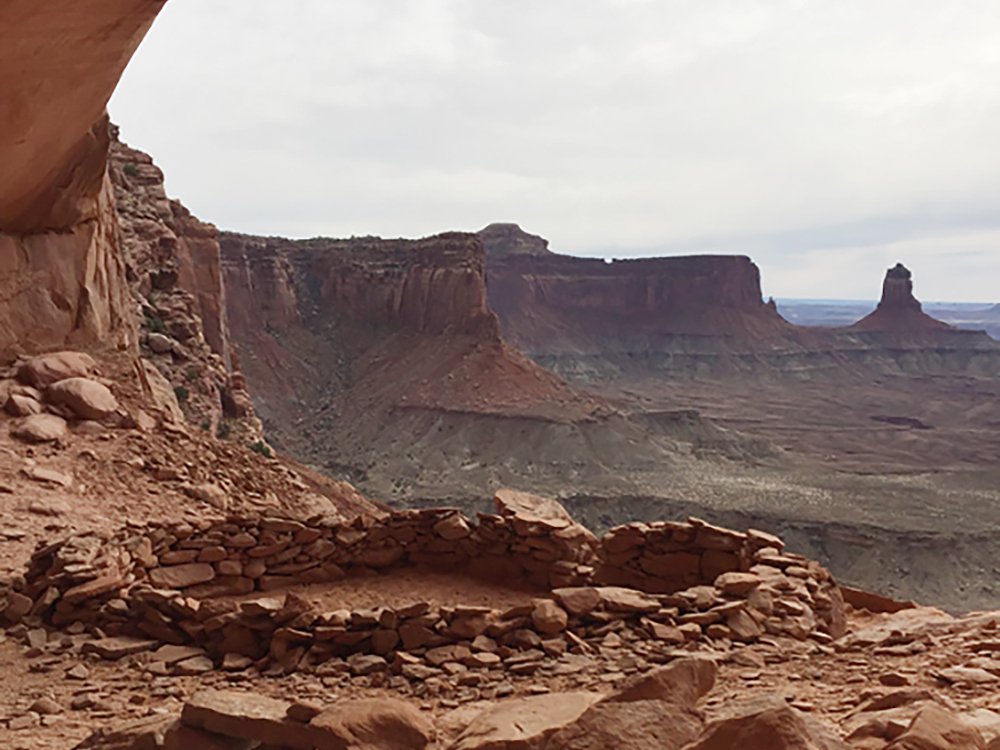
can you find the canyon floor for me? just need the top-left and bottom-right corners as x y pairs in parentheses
(361, 366), (1000, 613)
(3, 353), (1000, 750)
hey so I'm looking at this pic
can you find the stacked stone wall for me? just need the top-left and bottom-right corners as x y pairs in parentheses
(2, 491), (847, 677)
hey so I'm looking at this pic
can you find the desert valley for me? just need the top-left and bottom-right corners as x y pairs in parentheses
(2, 2), (1000, 749)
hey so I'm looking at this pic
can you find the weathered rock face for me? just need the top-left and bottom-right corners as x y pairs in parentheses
(0, 173), (134, 357)
(109, 131), (263, 440)
(486, 235), (1000, 383)
(111, 133), (230, 357)
(223, 233), (498, 340)
(0, 0), (165, 232)
(477, 223), (552, 258)
(851, 263), (953, 334)
(0, 0), (166, 355)
(487, 252), (791, 352)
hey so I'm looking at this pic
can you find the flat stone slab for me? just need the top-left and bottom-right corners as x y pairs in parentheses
(82, 637), (159, 660)
(149, 562), (216, 589)
(152, 644), (207, 664)
(182, 689), (347, 750)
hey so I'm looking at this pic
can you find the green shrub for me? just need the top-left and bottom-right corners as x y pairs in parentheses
(143, 316), (167, 334)
(173, 386), (190, 403)
(217, 421), (231, 439)
(186, 368), (200, 382)
(200, 419), (211, 431)
(123, 162), (139, 177)
(250, 441), (272, 458)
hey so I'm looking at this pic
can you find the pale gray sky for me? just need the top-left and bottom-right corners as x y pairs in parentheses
(110, 0), (1000, 302)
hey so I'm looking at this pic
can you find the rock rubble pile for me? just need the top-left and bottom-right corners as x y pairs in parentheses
(1, 352), (121, 442)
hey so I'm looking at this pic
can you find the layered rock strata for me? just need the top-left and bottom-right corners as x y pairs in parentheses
(477, 222), (552, 258)
(219, 230), (682, 500)
(487, 251), (792, 351)
(483, 227), (1000, 383)
(0, 0), (166, 354)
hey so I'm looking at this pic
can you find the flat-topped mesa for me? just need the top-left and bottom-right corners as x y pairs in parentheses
(488, 250), (793, 353)
(221, 232), (499, 340)
(218, 231), (602, 430)
(851, 262), (953, 334)
(477, 222), (552, 258)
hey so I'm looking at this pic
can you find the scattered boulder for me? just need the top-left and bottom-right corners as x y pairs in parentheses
(886, 703), (986, 750)
(609, 657), (717, 708)
(3, 592), (34, 623)
(28, 497), (72, 516)
(546, 700), (703, 750)
(934, 667), (999, 687)
(686, 696), (851, 750)
(30, 697), (63, 715)
(147, 332), (175, 354)
(544, 658), (717, 750)
(494, 489), (577, 526)
(71, 715), (180, 750)
(149, 563), (217, 589)
(552, 587), (601, 616)
(162, 724), (255, 750)
(82, 637), (160, 660)
(18, 351), (99, 388)
(4, 393), (42, 416)
(11, 413), (68, 442)
(310, 698), (435, 750)
(532, 600), (568, 634)
(596, 587), (660, 614)
(23, 465), (73, 487)
(840, 585), (917, 614)
(182, 482), (230, 510)
(139, 358), (186, 424)
(47, 377), (119, 420)
(451, 692), (602, 750)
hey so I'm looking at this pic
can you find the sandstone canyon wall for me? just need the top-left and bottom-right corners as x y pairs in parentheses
(488, 251), (793, 349)
(218, 232), (766, 507)
(484, 228), (1000, 383)
(0, 0), (166, 357)
(0, 0), (262, 440)
(108, 132), (262, 439)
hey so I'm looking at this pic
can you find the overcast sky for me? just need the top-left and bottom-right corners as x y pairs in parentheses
(110, 0), (1000, 302)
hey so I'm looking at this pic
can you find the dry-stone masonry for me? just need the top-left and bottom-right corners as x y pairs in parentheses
(3, 489), (846, 678)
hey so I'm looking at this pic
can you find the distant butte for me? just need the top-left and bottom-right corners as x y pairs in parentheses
(851, 262), (953, 333)
(477, 222), (552, 258)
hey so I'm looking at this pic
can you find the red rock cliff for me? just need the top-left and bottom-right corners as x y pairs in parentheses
(108, 131), (264, 440)
(110, 131), (230, 358)
(222, 233), (499, 340)
(218, 231), (606, 468)
(0, 0), (166, 355)
(487, 252), (792, 353)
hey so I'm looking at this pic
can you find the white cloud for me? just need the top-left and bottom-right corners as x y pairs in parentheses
(111, 0), (1000, 301)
